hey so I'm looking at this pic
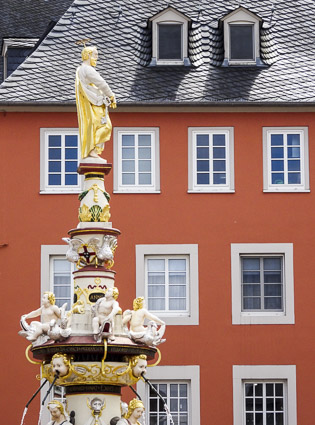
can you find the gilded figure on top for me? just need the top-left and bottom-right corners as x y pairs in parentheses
(76, 45), (117, 160)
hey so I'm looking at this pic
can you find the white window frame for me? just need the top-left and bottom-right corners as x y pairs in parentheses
(231, 244), (295, 325)
(136, 244), (199, 325)
(233, 365), (297, 425)
(149, 7), (190, 66)
(40, 128), (82, 194)
(137, 365), (200, 425)
(188, 127), (235, 193)
(113, 127), (160, 193)
(222, 8), (261, 66)
(263, 127), (310, 192)
(41, 245), (75, 307)
(2, 38), (38, 80)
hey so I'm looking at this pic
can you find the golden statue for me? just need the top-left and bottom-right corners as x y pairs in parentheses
(75, 46), (117, 159)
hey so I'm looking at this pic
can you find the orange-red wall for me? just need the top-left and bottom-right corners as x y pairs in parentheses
(1, 110), (314, 424)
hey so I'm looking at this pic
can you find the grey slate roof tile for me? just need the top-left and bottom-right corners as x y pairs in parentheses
(0, 0), (314, 105)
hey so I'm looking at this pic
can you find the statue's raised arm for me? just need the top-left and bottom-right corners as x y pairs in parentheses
(75, 46), (117, 160)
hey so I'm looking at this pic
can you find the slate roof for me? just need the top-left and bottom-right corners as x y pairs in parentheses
(0, 0), (314, 105)
(0, 0), (73, 82)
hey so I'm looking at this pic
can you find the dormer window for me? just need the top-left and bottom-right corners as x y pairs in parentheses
(221, 7), (263, 66)
(149, 7), (191, 66)
(1, 38), (38, 80)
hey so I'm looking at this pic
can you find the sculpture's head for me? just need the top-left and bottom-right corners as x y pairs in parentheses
(133, 296), (145, 311)
(131, 354), (147, 378)
(90, 397), (105, 414)
(48, 400), (65, 419)
(106, 286), (119, 300)
(51, 353), (71, 377)
(125, 399), (145, 419)
(43, 291), (55, 305)
(81, 46), (98, 67)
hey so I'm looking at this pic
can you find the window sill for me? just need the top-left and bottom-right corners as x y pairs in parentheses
(263, 188), (310, 193)
(187, 189), (235, 194)
(40, 189), (81, 195)
(113, 189), (161, 194)
(233, 313), (295, 325)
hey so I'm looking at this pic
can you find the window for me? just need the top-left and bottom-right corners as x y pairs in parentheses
(1, 38), (38, 80)
(113, 128), (160, 193)
(137, 365), (200, 425)
(222, 7), (262, 66)
(149, 7), (191, 66)
(263, 127), (309, 192)
(231, 244), (295, 325)
(41, 245), (75, 309)
(233, 365), (297, 425)
(136, 245), (199, 325)
(188, 127), (234, 192)
(40, 129), (81, 194)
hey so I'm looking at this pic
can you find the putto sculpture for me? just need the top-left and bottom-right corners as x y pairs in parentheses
(91, 287), (120, 342)
(123, 296), (166, 346)
(75, 45), (117, 160)
(19, 292), (71, 346)
(116, 399), (145, 425)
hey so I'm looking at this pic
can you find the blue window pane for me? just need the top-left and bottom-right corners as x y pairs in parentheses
(139, 160), (151, 172)
(65, 161), (78, 172)
(288, 160), (300, 171)
(213, 160), (226, 171)
(197, 147), (209, 159)
(213, 173), (226, 184)
(243, 285), (261, 296)
(65, 135), (78, 147)
(122, 148), (135, 159)
(139, 173), (151, 185)
(138, 147), (151, 159)
(271, 134), (283, 146)
(197, 160), (209, 171)
(122, 160), (135, 172)
(272, 173), (284, 184)
(197, 173), (209, 184)
(271, 147), (283, 158)
(243, 258), (260, 270)
(49, 174), (61, 185)
(213, 147), (225, 159)
(264, 297), (282, 310)
(287, 147), (300, 158)
(49, 135), (61, 147)
(264, 258), (281, 270)
(243, 298), (261, 310)
(287, 134), (300, 145)
(65, 174), (78, 185)
(271, 160), (284, 171)
(49, 161), (61, 172)
(49, 148), (61, 159)
(122, 173), (135, 184)
(196, 134), (209, 146)
(122, 135), (135, 146)
(243, 271), (260, 283)
(213, 134), (226, 146)
(288, 173), (301, 184)
(138, 134), (151, 146)
(65, 148), (78, 159)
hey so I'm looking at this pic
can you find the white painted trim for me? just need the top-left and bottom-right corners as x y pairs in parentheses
(188, 127), (235, 192)
(231, 243), (295, 324)
(136, 244), (199, 325)
(262, 127), (309, 192)
(233, 365), (297, 425)
(41, 245), (68, 296)
(113, 127), (160, 193)
(40, 128), (82, 194)
(137, 365), (200, 425)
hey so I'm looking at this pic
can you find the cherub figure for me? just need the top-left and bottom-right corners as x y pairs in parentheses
(19, 292), (70, 345)
(116, 399), (145, 425)
(46, 400), (71, 425)
(123, 297), (166, 346)
(91, 287), (120, 342)
(51, 353), (72, 377)
(130, 355), (147, 378)
(85, 397), (106, 425)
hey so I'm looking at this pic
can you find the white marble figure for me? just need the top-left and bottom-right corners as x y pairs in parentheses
(89, 236), (117, 262)
(131, 355), (147, 378)
(91, 287), (120, 342)
(117, 399), (145, 425)
(47, 400), (71, 425)
(122, 297), (166, 346)
(85, 397), (106, 425)
(51, 353), (71, 377)
(62, 237), (83, 263)
(19, 292), (71, 345)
